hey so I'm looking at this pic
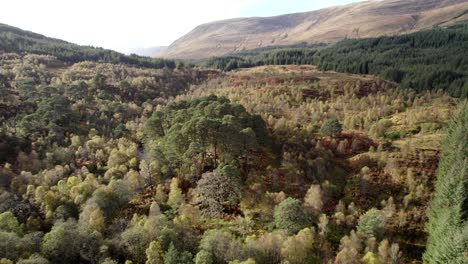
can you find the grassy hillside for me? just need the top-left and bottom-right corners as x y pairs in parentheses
(157, 0), (468, 59)
(0, 23), (176, 69)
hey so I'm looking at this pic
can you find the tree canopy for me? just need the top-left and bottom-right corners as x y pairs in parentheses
(144, 95), (271, 180)
(274, 198), (309, 234)
(320, 118), (343, 137)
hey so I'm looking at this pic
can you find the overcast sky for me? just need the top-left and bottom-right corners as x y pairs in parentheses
(2, 0), (363, 54)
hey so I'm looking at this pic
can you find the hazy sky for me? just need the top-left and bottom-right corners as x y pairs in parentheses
(2, 0), (362, 54)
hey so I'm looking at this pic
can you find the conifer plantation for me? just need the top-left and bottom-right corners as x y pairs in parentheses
(424, 104), (467, 263)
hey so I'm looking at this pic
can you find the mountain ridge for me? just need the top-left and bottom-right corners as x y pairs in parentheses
(155, 0), (468, 59)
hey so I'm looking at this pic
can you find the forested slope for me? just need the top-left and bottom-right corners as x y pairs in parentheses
(205, 21), (468, 98)
(0, 23), (175, 69)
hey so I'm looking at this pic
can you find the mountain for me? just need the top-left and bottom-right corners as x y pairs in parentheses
(157, 0), (468, 59)
(131, 46), (168, 57)
(0, 23), (175, 69)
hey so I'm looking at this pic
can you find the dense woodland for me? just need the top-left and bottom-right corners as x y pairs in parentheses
(205, 22), (468, 98)
(0, 21), (467, 264)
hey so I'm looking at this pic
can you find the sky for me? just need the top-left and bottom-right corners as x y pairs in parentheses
(1, 0), (363, 54)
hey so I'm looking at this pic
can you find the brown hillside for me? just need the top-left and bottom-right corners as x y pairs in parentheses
(156, 0), (468, 59)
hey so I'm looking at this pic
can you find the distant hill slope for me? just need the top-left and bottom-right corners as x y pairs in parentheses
(0, 23), (175, 69)
(131, 46), (168, 57)
(158, 0), (468, 59)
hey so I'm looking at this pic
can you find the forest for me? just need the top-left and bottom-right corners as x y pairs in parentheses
(0, 20), (467, 264)
(204, 22), (468, 98)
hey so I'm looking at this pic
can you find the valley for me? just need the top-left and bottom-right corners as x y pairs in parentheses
(0, 51), (461, 263)
(0, 0), (467, 263)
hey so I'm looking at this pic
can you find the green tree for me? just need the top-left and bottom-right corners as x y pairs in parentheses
(245, 232), (285, 264)
(304, 184), (324, 215)
(229, 259), (256, 264)
(281, 227), (315, 264)
(101, 258), (118, 264)
(79, 231), (103, 264)
(168, 177), (183, 210)
(41, 221), (81, 263)
(21, 232), (44, 256)
(0, 211), (22, 234)
(274, 198), (309, 233)
(0, 231), (21, 261)
(319, 118), (342, 137)
(88, 208), (106, 233)
(16, 254), (50, 264)
(164, 243), (193, 264)
(92, 179), (133, 220)
(120, 218), (150, 264)
(193, 165), (242, 216)
(195, 250), (213, 264)
(0, 259), (13, 264)
(199, 230), (238, 264)
(164, 244), (179, 264)
(362, 252), (379, 264)
(146, 241), (163, 264)
(357, 209), (385, 238)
